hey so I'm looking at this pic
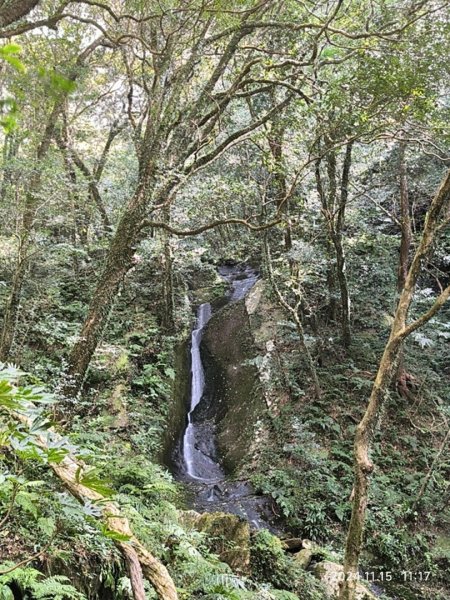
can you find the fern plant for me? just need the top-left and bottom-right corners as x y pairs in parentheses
(0, 565), (86, 599)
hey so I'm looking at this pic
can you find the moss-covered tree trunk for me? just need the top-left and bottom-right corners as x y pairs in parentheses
(268, 113), (291, 251)
(63, 181), (153, 394)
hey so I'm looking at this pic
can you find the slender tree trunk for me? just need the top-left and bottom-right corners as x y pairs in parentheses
(340, 338), (401, 600)
(293, 311), (322, 399)
(161, 209), (175, 331)
(268, 114), (291, 251)
(0, 132), (19, 205)
(333, 231), (351, 348)
(339, 168), (450, 600)
(396, 142), (412, 389)
(326, 241), (338, 321)
(0, 237), (28, 361)
(397, 143), (411, 292)
(264, 235), (321, 398)
(162, 238), (175, 331)
(315, 140), (353, 346)
(336, 141), (353, 348)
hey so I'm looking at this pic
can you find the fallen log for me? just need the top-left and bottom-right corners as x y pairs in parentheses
(15, 413), (178, 600)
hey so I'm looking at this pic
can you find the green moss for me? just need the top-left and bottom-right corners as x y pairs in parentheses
(250, 530), (328, 600)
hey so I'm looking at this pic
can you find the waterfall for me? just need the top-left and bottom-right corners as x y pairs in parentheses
(178, 266), (259, 484)
(182, 302), (212, 479)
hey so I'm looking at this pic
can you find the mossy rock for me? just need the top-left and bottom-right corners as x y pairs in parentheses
(179, 510), (251, 573)
(251, 530), (329, 599)
(192, 280), (229, 304)
(202, 300), (264, 471)
(293, 548), (314, 569)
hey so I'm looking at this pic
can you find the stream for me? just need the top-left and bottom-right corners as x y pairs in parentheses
(172, 265), (278, 530)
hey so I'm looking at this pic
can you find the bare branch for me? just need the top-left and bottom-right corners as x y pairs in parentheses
(140, 216), (282, 236)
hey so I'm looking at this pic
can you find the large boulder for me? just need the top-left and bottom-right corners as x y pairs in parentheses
(313, 561), (377, 600)
(202, 300), (264, 472)
(179, 510), (251, 573)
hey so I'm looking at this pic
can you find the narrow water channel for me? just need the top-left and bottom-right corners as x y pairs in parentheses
(181, 301), (223, 482)
(172, 265), (276, 528)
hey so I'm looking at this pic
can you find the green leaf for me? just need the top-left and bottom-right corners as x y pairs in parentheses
(37, 516), (56, 537)
(0, 44), (25, 73)
(77, 468), (115, 497)
(0, 381), (22, 410)
(49, 73), (76, 93)
(100, 525), (131, 542)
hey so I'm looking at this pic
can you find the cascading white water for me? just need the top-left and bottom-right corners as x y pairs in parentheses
(182, 302), (212, 478)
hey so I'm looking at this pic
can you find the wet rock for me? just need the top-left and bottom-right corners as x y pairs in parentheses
(178, 510), (251, 573)
(245, 279), (264, 315)
(202, 300), (264, 472)
(313, 561), (377, 599)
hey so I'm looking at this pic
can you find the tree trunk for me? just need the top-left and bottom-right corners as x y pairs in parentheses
(396, 142), (412, 388)
(397, 142), (411, 293)
(0, 0), (39, 28)
(315, 140), (353, 346)
(264, 234), (321, 398)
(63, 181), (154, 395)
(336, 141), (353, 348)
(0, 132), (19, 205)
(161, 233), (175, 331)
(339, 168), (450, 600)
(293, 311), (322, 399)
(0, 239), (28, 361)
(333, 231), (351, 348)
(340, 338), (401, 600)
(268, 114), (291, 251)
